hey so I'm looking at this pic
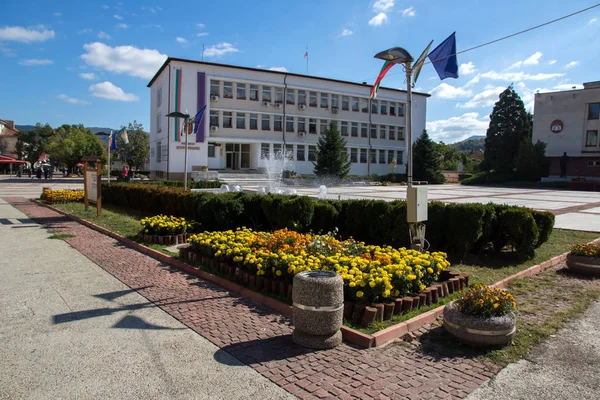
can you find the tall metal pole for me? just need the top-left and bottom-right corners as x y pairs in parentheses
(405, 61), (413, 188)
(184, 120), (188, 190)
(107, 131), (111, 184)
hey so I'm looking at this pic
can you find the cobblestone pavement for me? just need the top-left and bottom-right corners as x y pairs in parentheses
(6, 197), (500, 400)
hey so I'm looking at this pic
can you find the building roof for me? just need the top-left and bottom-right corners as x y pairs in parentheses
(147, 57), (431, 98)
(0, 119), (19, 137)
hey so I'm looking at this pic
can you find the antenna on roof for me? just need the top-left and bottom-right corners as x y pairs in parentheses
(201, 44), (204, 62)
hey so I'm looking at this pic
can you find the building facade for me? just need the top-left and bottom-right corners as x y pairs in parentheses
(533, 81), (600, 177)
(0, 119), (19, 157)
(147, 58), (429, 180)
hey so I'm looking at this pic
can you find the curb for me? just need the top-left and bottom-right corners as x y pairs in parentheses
(30, 200), (580, 349)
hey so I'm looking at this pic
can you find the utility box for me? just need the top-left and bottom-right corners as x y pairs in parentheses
(407, 186), (428, 223)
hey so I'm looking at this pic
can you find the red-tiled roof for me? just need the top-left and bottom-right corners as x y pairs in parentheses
(0, 119), (19, 137)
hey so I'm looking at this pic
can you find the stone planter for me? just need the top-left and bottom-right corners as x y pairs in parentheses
(566, 254), (600, 276)
(292, 271), (343, 349)
(443, 301), (516, 347)
(140, 233), (187, 246)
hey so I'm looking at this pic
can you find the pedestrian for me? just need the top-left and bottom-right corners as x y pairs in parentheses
(36, 167), (42, 179)
(17, 165), (22, 178)
(122, 166), (129, 182)
(43, 167), (48, 180)
(130, 170), (135, 180)
(560, 152), (569, 178)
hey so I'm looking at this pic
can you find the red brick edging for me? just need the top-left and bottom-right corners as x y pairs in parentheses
(31, 199), (582, 349)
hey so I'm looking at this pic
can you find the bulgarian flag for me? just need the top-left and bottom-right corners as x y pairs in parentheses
(370, 60), (395, 99)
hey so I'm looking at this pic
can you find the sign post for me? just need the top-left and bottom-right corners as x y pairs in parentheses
(82, 156), (102, 217)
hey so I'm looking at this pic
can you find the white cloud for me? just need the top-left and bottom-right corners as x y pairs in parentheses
(117, 23), (129, 29)
(197, 32), (209, 37)
(57, 94), (89, 104)
(553, 83), (583, 90)
(479, 70), (564, 81)
(268, 66), (288, 72)
(0, 44), (15, 57)
(102, 4), (109, 9)
(508, 51), (542, 69)
(79, 72), (97, 80)
(458, 62), (476, 75)
(176, 37), (188, 44)
(89, 81), (139, 101)
(373, 0), (394, 12)
(0, 26), (55, 43)
(19, 58), (53, 66)
(429, 83), (472, 99)
(97, 31), (111, 40)
(369, 12), (388, 26)
(459, 86), (506, 108)
(548, 59), (557, 65)
(53, 12), (62, 16)
(565, 61), (579, 69)
(196, 23), (205, 29)
(341, 29), (353, 36)
(590, 18), (597, 25)
(256, 64), (266, 68)
(81, 42), (167, 79)
(399, 7), (415, 17)
(78, 28), (92, 34)
(465, 74), (481, 87)
(203, 42), (240, 57)
(427, 112), (489, 143)
(143, 24), (162, 29)
(113, 14), (123, 20)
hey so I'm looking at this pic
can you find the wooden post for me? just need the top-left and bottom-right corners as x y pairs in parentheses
(83, 160), (89, 211)
(96, 159), (102, 217)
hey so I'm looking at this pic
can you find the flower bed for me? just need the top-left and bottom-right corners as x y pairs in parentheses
(182, 228), (468, 326)
(139, 215), (195, 245)
(41, 188), (85, 204)
(566, 243), (600, 276)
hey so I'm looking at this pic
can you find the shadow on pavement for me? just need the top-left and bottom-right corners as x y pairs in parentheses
(112, 315), (184, 330)
(417, 325), (492, 361)
(214, 335), (315, 366)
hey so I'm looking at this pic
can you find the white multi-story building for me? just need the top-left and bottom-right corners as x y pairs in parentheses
(147, 57), (429, 180)
(533, 81), (600, 177)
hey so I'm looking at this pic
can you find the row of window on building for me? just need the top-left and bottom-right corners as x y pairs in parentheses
(209, 80), (405, 116)
(585, 130), (599, 147)
(206, 111), (405, 140)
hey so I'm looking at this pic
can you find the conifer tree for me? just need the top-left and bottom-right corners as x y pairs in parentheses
(313, 121), (351, 179)
(413, 129), (445, 183)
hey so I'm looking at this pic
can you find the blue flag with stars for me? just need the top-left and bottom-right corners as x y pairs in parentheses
(428, 32), (458, 80)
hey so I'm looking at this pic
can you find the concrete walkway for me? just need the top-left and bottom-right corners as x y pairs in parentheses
(466, 300), (600, 400)
(0, 198), (293, 399)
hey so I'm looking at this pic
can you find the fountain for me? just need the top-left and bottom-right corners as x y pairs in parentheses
(259, 150), (296, 194)
(318, 185), (327, 199)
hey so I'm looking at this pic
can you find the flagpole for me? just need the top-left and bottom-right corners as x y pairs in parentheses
(406, 62), (413, 188)
(306, 46), (309, 75)
(108, 130), (111, 184)
(183, 119), (188, 191)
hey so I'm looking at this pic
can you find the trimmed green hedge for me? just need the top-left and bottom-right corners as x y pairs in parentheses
(102, 183), (554, 260)
(131, 180), (223, 189)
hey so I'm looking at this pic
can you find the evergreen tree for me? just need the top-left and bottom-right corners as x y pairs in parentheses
(413, 129), (445, 183)
(515, 139), (550, 181)
(483, 85), (531, 173)
(313, 121), (351, 179)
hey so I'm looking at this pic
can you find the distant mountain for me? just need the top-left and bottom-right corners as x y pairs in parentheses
(449, 136), (485, 152)
(16, 125), (115, 134)
(464, 135), (485, 141)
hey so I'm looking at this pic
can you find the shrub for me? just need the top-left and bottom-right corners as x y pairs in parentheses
(531, 210), (554, 248)
(498, 207), (539, 258)
(455, 284), (517, 318)
(569, 243), (600, 257)
(424, 202), (447, 251)
(311, 201), (339, 233)
(445, 203), (486, 260)
(461, 171), (515, 185)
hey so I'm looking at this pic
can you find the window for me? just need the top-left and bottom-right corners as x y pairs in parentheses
(350, 148), (357, 163)
(397, 127), (405, 140)
(389, 102), (396, 116)
(388, 126), (395, 140)
(361, 98), (369, 113)
(235, 83), (246, 100)
(360, 149), (367, 163)
(287, 88), (295, 105)
(589, 103), (600, 120)
(352, 97), (359, 112)
(249, 113), (258, 130)
(380, 125), (386, 139)
(361, 123), (368, 138)
(379, 150), (386, 164)
(380, 101), (387, 115)
(309, 91), (317, 107)
(371, 100), (378, 114)
(273, 143), (282, 158)
(286, 116), (294, 132)
(250, 84), (259, 101)
(274, 87), (283, 104)
(261, 143), (270, 159)
(351, 122), (358, 137)
(398, 103), (405, 117)
(342, 96), (349, 111)
(388, 151), (394, 164)
(210, 110), (219, 127)
(586, 130), (598, 147)
(298, 118), (306, 133)
(286, 144), (294, 160)
(370, 149), (377, 163)
(261, 114), (270, 131)
(297, 145), (305, 161)
(223, 112), (232, 128)
(274, 115), (282, 131)
(320, 119), (328, 134)
(157, 114), (162, 133)
(223, 82), (233, 99)
(341, 121), (348, 136)
(321, 93), (329, 108)
(308, 145), (317, 161)
(210, 80), (219, 97)
(396, 151), (403, 163)
(331, 94), (339, 109)
(157, 87), (162, 107)
(309, 118), (317, 134)
(262, 86), (272, 102)
(236, 113), (246, 129)
(208, 144), (216, 158)
(371, 124), (377, 139)
(156, 141), (162, 163)
(298, 90), (306, 105)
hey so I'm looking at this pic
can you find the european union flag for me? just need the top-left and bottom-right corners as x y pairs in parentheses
(428, 32), (458, 80)
(109, 130), (118, 151)
(193, 105), (207, 134)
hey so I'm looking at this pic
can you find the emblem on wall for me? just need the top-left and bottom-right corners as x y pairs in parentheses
(550, 120), (563, 133)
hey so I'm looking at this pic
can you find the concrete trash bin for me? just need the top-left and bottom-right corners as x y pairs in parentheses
(292, 271), (344, 349)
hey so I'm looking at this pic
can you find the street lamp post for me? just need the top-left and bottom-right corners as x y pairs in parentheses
(166, 111), (191, 190)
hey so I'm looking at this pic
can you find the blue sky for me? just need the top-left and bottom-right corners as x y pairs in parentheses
(1, 0), (598, 143)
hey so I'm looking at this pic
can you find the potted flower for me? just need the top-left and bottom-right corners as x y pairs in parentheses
(443, 284), (517, 347)
(566, 243), (600, 276)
